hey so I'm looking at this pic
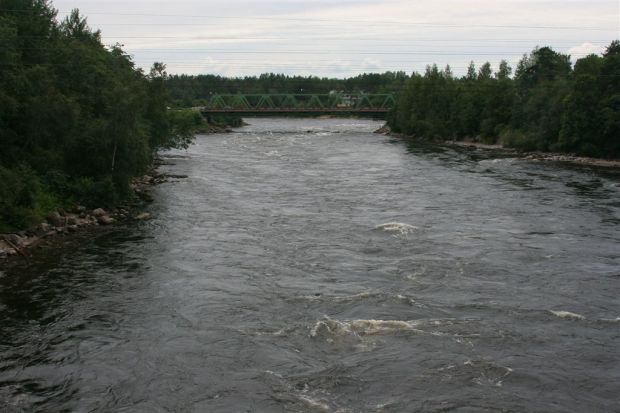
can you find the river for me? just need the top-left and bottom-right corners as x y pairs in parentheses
(1, 118), (619, 412)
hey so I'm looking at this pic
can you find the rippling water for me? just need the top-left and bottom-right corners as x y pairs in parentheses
(1, 118), (619, 412)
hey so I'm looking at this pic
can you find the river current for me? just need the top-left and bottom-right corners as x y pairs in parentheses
(1, 118), (619, 412)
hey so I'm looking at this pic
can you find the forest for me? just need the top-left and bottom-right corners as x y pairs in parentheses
(0, 0), (201, 231)
(387, 43), (620, 158)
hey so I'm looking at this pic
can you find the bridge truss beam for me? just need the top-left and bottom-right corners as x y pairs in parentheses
(201, 93), (397, 115)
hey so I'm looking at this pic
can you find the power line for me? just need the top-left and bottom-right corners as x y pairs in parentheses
(84, 23), (616, 31)
(0, 8), (614, 31)
(1, 34), (613, 43)
(5, 46), (602, 55)
(119, 50), (593, 56)
(5, 61), (619, 75)
(4, 49), (601, 60)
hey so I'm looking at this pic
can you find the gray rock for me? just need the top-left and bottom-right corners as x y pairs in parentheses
(98, 216), (115, 225)
(21, 236), (38, 248)
(135, 212), (152, 221)
(92, 208), (107, 217)
(6, 234), (23, 246)
(0, 250), (7, 259)
(46, 211), (64, 227)
(76, 218), (89, 226)
(67, 216), (78, 226)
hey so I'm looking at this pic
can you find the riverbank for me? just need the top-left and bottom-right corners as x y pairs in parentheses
(447, 140), (620, 168)
(376, 126), (620, 168)
(0, 117), (240, 265)
(0, 167), (172, 264)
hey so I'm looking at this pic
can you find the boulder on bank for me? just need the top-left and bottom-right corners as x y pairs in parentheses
(46, 211), (64, 227)
(97, 215), (115, 225)
(4, 234), (24, 247)
(92, 208), (107, 218)
(374, 124), (391, 134)
(0, 240), (18, 258)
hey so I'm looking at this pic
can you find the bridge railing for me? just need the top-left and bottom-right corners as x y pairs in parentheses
(203, 93), (396, 111)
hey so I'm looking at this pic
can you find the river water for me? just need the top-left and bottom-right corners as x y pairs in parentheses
(1, 118), (619, 412)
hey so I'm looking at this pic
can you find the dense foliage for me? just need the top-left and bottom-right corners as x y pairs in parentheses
(166, 72), (410, 107)
(387, 43), (620, 158)
(0, 1), (197, 230)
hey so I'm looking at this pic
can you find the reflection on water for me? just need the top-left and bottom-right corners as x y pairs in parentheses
(1, 118), (619, 412)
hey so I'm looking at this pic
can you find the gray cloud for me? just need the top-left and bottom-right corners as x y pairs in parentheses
(52, 0), (619, 77)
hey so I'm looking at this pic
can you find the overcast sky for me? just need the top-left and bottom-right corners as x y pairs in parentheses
(51, 0), (619, 78)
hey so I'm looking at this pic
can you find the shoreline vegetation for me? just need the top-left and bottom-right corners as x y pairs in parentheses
(0, 4), (238, 241)
(0, 170), (160, 261)
(375, 126), (620, 168)
(385, 42), (620, 160)
(0, 2), (242, 262)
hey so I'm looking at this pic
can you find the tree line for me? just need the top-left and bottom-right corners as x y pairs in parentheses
(166, 72), (410, 107)
(0, 0), (201, 231)
(387, 43), (620, 158)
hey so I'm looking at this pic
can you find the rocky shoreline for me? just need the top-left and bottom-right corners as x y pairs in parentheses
(0, 171), (166, 263)
(375, 125), (620, 168)
(446, 140), (620, 168)
(0, 122), (237, 264)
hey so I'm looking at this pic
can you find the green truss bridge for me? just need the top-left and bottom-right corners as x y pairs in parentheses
(201, 93), (396, 118)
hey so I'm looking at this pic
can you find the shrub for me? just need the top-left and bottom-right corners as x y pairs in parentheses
(70, 176), (118, 208)
(0, 165), (55, 230)
(500, 128), (538, 152)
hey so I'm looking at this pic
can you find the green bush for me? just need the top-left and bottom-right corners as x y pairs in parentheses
(209, 114), (243, 127)
(500, 128), (538, 152)
(480, 119), (498, 144)
(69, 176), (118, 208)
(0, 165), (58, 230)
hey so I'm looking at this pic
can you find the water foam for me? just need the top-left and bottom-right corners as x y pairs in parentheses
(478, 158), (517, 166)
(550, 310), (585, 320)
(374, 222), (418, 236)
(295, 291), (378, 303)
(310, 316), (416, 340)
(333, 292), (378, 302)
(297, 395), (331, 412)
(464, 359), (513, 387)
